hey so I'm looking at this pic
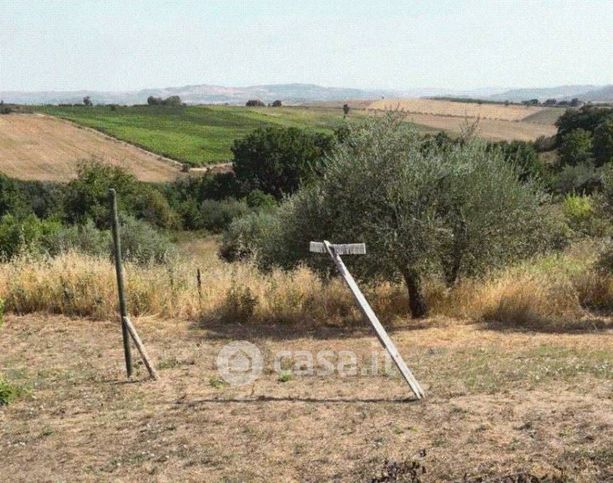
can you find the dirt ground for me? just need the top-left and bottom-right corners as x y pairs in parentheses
(0, 114), (181, 182)
(0, 315), (611, 482)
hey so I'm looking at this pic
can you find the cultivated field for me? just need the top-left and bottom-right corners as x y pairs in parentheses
(36, 105), (360, 167)
(1, 314), (611, 481)
(394, 112), (557, 142)
(0, 114), (181, 182)
(368, 98), (553, 121)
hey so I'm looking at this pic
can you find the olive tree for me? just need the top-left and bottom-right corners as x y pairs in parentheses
(230, 114), (549, 317)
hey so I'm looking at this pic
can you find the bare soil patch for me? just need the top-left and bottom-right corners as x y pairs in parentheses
(1, 315), (611, 481)
(0, 114), (181, 182)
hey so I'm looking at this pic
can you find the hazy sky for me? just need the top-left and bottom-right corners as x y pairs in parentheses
(1, 0), (612, 92)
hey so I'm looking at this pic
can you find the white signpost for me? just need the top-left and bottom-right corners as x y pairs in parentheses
(310, 240), (425, 400)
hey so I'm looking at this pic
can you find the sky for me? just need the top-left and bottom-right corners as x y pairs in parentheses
(1, 0), (612, 92)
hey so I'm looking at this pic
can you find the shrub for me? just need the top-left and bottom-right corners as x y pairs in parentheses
(63, 161), (176, 228)
(243, 114), (550, 317)
(116, 215), (175, 264)
(534, 135), (557, 152)
(198, 199), (250, 233)
(0, 214), (62, 260)
(563, 194), (593, 219)
(167, 172), (240, 214)
(219, 285), (258, 323)
(246, 99), (265, 107)
(593, 117), (613, 166)
(488, 140), (543, 181)
(556, 105), (613, 142)
(598, 247), (613, 274)
(245, 189), (276, 209)
(553, 163), (602, 195)
(231, 127), (335, 199)
(558, 129), (593, 167)
(219, 210), (279, 262)
(0, 175), (30, 219)
(45, 219), (111, 257)
(562, 194), (608, 237)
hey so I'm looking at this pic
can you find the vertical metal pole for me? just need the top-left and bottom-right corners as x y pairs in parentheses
(109, 188), (132, 378)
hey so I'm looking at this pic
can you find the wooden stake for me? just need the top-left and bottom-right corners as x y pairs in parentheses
(123, 317), (159, 380)
(197, 268), (203, 309)
(109, 188), (132, 378)
(322, 240), (425, 399)
(109, 188), (158, 381)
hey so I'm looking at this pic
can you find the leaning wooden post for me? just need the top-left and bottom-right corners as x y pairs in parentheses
(310, 240), (425, 400)
(109, 189), (159, 381)
(109, 188), (132, 378)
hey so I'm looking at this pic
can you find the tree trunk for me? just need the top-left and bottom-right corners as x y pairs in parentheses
(401, 267), (428, 318)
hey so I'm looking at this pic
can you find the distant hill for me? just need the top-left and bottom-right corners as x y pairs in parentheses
(577, 85), (613, 102)
(2, 82), (610, 105)
(0, 84), (506, 105)
(488, 85), (612, 103)
(1, 83), (402, 105)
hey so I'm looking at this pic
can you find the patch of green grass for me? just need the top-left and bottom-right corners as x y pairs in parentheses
(209, 376), (228, 389)
(0, 374), (24, 406)
(36, 105), (357, 166)
(277, 370), (293, 383)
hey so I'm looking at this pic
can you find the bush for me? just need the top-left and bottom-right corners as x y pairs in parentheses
(0, 176), (64, 220)
(148, 95), (182, 106)
(534, 135), (557, 152)
(562, 194), (608, 237)
(0, 214), (62, 260)
(198, 199), (250, 233)
(63, 161), (177, 228)
(232, 127), (335, 199)
(116, 215), (175, 264)
(238, 114), (550, 317)
(219, 285), (258, 323)
(593, 117), (613, 166)
(219, 210), (279, 262)
(245, 189), (276, 209)
(488, 140), (543, 181)
(556, 105), (613, 142)
(553, 163), (602, 195)
(45, 219), (111, 257)
(558, 129), (593, 167)
(246, 99), (265, 107)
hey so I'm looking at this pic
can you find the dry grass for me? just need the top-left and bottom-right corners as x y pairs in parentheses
(368, 98), (549, 122)
(0, 114), (181, 182)
(366, 99), (560, 141)
(0, 314), (611, 480)
(367, 111), (555, 142)
(1, 241), (611, 331)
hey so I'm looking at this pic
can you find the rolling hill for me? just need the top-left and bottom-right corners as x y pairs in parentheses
(0, 114), (182, 182)
(4, 82), (610, 106)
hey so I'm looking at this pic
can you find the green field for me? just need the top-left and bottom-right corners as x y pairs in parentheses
(37, 105), (363, 166)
